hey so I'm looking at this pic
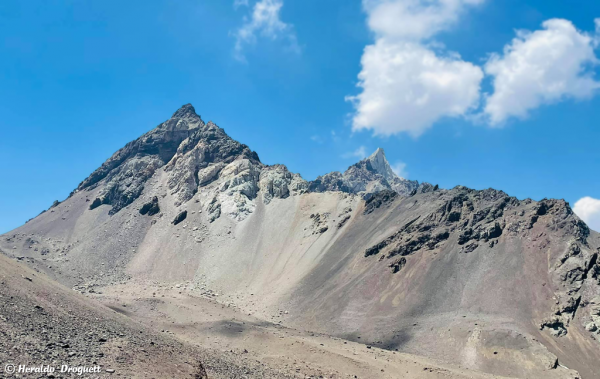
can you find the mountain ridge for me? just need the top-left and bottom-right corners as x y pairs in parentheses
(2, 104), (600, 379)
(67, 104), (423, 220)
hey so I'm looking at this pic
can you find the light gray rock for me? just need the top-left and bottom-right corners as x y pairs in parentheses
(309, 148), (420, 198)
(259, 165), (308, 204)
(197, 162), (225, 187)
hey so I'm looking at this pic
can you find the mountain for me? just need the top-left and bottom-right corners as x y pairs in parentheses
(309, 147), (421, 197)
(73, 104), (421, 222)
(2, 104), (600, 379)
(76, 104), (264, 216)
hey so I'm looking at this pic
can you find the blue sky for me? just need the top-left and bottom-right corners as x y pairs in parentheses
(1, 0), (599, 234)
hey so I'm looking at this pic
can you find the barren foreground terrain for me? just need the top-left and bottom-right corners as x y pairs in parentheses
(0, 253), (526, 379)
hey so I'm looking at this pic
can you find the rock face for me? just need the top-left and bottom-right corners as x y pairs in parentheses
(363, 190), (399, 215)
(361, 186), (599, 328)
(3, 104), (600, 379)
(309, 148), (420, 198)
(74, 104), (310, 221)
(163, 119), (261, 208)
(259, 165), (308, 205)
(79, 104), (203, 214)
(74, 105), (418, 223)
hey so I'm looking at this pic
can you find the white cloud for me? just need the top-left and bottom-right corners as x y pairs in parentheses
(343, 146), (368, 159)
(233, 0), (249, 9)
(484, 19), (600, 125)
(364, 0), (484, 41)
(233, 0), (299, 62)
(348, 0), (484, 136)
(351, 3), (600, 134)
(573, 196), (600, 232)
(348, 40), (483, 136)
(391, 161), (408, 178)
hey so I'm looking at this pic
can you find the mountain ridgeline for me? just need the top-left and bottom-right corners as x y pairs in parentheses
(2, 104), (600, 379)
(77, 104), (422, 219)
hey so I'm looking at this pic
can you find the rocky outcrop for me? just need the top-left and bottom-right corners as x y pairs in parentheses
(337, 215), (351, 228)
(389, 257), (406, 273)
(165, 120), (261, 207)
(197, 161), (308, 221)
(74, 104), (314, 221)
(73, 105), (431, 223)
(206, 196), (221, 223)
(310, 148), (420, 198)
(308, 171), (349, 193)
(197, 162), (225, 187)
(362, 188), (574, 262)
(259, 165), (308, 204)
(541, 238), (597, 337)
(308, 213), (330, 235)
(363, 186), (600, 341)
(363, 190), (398, 215)
(76, 104), (203, 214)
(216, 159), (261, 221)
(583, 296), (600, 335)
(139, 196), (160, 216)
(172, 210), (187, 225)
(89, 197), (102, 210)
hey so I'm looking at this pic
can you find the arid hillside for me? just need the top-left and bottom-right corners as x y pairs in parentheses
(2, 104), (599, 379)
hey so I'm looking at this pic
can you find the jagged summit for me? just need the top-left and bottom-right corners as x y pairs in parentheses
(77, 104), (260, 215)
(309, 148), (421, 197)
(365, 148), (397, 181)
(171, 103), (198, 119)
(72, 105), (425, 217)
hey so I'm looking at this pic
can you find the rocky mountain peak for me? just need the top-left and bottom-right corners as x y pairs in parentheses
(160, 104), (205, 132)
(77, 104), (251, 214)
(76, 104), (307, 219)
(309, 148), (420, 197)
(171, 103), (197, 119)
(368, 147), (385, 160)
(364, 147), (397, 181)
(73, 106), (424, 221)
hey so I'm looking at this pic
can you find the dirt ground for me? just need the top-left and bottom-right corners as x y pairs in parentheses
(95, 280), (520, 379)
